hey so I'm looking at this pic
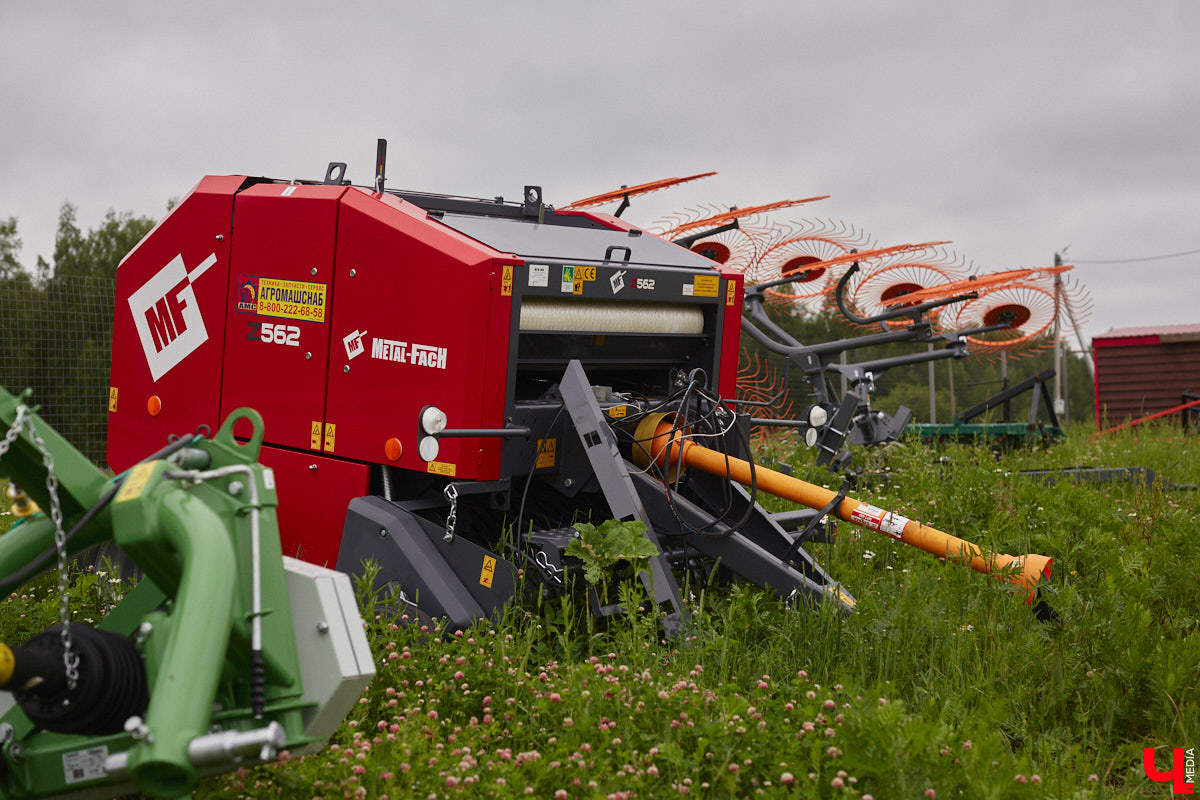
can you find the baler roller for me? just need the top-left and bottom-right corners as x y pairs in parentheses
(519, 298), (704, 335)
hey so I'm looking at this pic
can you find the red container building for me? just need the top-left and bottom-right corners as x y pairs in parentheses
(1092, 324), (1200, 426)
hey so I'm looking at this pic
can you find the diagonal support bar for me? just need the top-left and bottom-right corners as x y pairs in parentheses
(557, 360), (685, 634)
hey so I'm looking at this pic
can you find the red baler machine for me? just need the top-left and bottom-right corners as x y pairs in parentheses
(108, 148), (1050, 630)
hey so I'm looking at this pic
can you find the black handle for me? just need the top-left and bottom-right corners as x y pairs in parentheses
(604, 245), (632, 263)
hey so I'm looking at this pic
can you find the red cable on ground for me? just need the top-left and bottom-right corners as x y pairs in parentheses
(1091, 397), (1200, 438)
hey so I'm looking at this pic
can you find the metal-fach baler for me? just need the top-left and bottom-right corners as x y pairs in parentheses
(106, 149), (1052, 632)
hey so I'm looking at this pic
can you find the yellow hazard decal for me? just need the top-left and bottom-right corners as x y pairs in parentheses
(536, 438), (557, 469)
(607, 405), (627, 419)
(480, 555), (497, 588)
(108, 386), (118, 412)
(310, 421), (322, 450)
(826, 586), (857, 609)
(0, 646), (13, 687)
(693, 274), (719, 298)
(726, 280), (737, 306)
(116, 462), (157, 503)
(428, 461), (456, 477)
(501, 265), (513, 296)
(575, 265), (597, 282)
(323, 422), (336, 453)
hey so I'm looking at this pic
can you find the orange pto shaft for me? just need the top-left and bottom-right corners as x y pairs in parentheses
(640, 419), (1052, 603)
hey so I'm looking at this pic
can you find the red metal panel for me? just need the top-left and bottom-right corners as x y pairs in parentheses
(718, 270), (745, 400)
(258, 444), (368, 568)
(324, 189), (513, 480)
(107, 175), (243, 471)
(478, 257), (522, 479)
(1093, 334), (1160, 349)
(220, 184), (348, 450)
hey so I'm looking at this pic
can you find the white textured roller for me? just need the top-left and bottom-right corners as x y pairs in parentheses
(519, 298), (704, 335)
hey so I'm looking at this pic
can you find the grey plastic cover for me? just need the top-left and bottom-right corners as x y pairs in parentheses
(435, 212), (717, 270)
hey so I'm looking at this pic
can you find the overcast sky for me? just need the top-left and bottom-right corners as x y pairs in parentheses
(3, 2), (1197, 350)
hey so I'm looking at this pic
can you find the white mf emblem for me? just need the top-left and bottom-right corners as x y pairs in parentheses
(343, 329), (368, 360)
(129, 253), (217, 382)
(610, 269), (627, 294)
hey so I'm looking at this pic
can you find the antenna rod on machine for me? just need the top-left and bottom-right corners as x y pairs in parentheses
(375, 138), (387, 193)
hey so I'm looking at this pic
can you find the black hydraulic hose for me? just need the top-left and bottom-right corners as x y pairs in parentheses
(0, 433), (202, 590)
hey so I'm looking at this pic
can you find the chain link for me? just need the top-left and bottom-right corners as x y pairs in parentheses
(442, 483), (458, 542)
(0, 405), (79, 689)
(0, 406), (26, 457)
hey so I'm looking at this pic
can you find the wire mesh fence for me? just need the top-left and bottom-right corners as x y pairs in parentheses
(0, 275), (114, 465)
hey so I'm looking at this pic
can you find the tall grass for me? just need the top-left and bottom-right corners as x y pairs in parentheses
(2, 423), (1197, 798)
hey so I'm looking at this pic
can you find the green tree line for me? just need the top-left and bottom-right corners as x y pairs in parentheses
(0, 205), (155, 463)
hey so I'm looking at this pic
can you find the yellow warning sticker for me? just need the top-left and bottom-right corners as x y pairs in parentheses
(694, 274), (719, 298)
(480, 555), (497, 588)
(428, 461), (457, 477)
(536, 438), (557, 469)
(826, 586), (857, 608)
(116, 461), (157, 503)
(108, 387), (118, 413)
(726, 280), (737, 306)
(0, 646), (13, 685)
(310, 421), (322, 450)
(607, 405), (627, 419)
(573, 278), (584, 295)
(323, 422), (336, 453)
(501, 265), (513, 296)
(575, 265), (597, 282)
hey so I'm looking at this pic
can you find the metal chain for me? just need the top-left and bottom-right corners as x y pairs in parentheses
(442, 483), (458, 542)
(0, 406), (26, 457)
(0, 405), (79, 689)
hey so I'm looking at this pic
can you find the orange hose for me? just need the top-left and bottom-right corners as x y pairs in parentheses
(644, 420), (1051, 602)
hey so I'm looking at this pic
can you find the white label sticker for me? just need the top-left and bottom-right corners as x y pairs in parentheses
(849, 503), (885, 531)
(879, 512), (909, 538)
(129, 253), (217, 382)
(682, 284), (694, 296)
(262, 467), (276, 491)
(529, 264), (549, 287)
(63, 746), (108, 784)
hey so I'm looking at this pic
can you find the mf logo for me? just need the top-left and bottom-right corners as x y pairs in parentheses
(128, 253), (217, 381)
(343, 328), (367, 360)
(1145, 747), (1196, 794)
(610, 269), (627, 294)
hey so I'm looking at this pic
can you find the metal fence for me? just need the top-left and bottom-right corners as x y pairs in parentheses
(0, 276), (114, 465)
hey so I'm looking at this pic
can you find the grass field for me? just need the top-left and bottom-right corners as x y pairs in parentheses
(2, 423), (1197, 798)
